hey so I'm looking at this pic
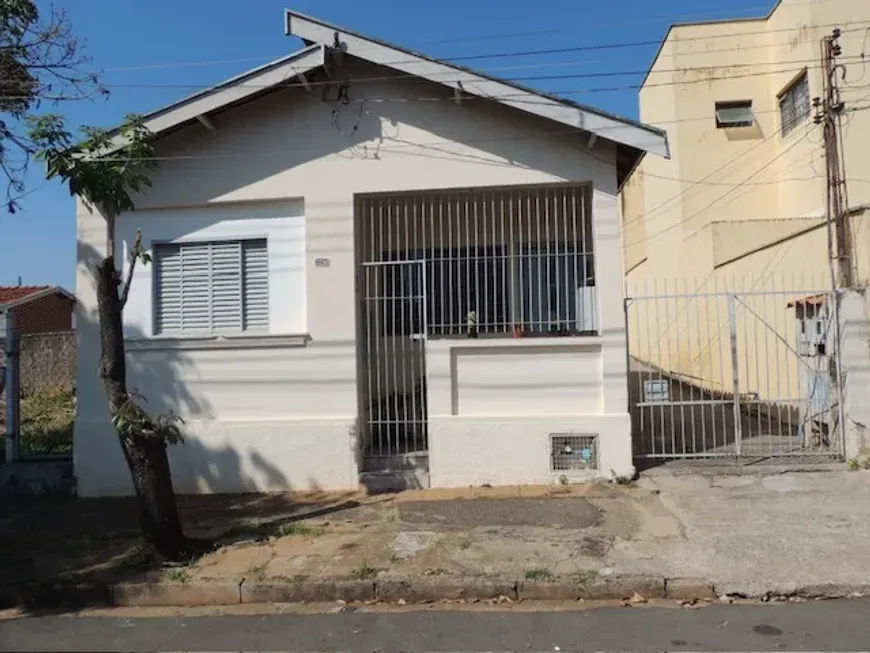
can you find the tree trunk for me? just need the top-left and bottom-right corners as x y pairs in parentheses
(96, 256), (188, 559)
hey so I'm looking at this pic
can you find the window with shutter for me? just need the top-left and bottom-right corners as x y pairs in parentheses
(153, 238), (269, 335)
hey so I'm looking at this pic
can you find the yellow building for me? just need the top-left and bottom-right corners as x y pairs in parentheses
(622, 0), (870, 460)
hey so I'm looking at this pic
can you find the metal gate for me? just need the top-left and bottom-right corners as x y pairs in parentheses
(358, 260), (429, 473)
(355, 184), (596, 476)
(627, 281), (843, 462)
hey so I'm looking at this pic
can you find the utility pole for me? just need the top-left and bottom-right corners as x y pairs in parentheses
(814, 28), (854, 288)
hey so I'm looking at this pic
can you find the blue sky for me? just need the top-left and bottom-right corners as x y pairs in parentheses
(0, 0), (777, 290)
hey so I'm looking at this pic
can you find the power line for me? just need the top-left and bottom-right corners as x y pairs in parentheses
(20, 46), (863, 94)
(619, 116), (811, 232)
(97, 28), (860, 77)
(62, 19), (868, 85)
(8, 56), (865, 107)
(624, 129), (815, 249)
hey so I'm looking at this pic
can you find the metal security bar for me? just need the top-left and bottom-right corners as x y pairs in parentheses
(359, 259), (429, 466)
(355, 184), (598, 472)
(357, 185), (597, 339)
(626, 276), (842, 462)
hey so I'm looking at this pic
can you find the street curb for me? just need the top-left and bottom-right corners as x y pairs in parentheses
(241, 579), (375, 604)
(664, 577), (717, 601)
(518, 575), (666, 601)
(10, 575), (865, 609)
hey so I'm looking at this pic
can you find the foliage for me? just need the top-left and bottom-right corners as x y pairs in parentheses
(27, 113), (157, 217)
(112, 392), (185, 446)
(1, 0), (106, 211)
(350, 561), (376, 580)
(0, 387), (75, 456)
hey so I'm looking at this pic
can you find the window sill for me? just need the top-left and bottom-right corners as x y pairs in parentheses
(426, 335), (604, 350)
(126, 333), (311, 352)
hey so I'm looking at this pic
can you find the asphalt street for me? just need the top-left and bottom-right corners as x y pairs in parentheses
(2, 601), (870, 652)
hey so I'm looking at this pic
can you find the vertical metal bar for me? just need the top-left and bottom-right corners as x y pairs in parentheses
(632, 290), (645, 446)
(571, 188), (580, 332)
(446, 195), (453, 334)
(684, 277), (698, 456)
(760, 282), (773, 454)
(3, 311), (20, 462)
(771, 273), (784, 451)
(663, 278), (677, 456)
(375, 200), (385, 458)
(544, 189), (553, 332)
(401, 198), (410, 455)
(526, 190), (535, 332)
(729, 293), (743, 457)
(643, 279), (655, 456)
(564, 188), (572, 332)
(751, 288), (763, 455)
(652, 279), (666, 455)
(388, 200), (398, 458)
(711, 276), (726, 453)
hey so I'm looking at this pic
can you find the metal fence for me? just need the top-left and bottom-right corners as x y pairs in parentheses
(626, 277), (843, 462)
(355, 184), (599, 473)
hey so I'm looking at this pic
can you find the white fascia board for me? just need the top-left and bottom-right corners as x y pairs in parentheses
(285, 11), (669, 158)
(105, 44), (325, 151)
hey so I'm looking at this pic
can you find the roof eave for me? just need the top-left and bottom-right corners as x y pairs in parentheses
(0, 286), (75, 309)
(285, 9), (669, 158)
(104, 43), (326, 152)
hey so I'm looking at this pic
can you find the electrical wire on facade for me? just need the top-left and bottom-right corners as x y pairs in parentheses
(624, 129), (816, 249)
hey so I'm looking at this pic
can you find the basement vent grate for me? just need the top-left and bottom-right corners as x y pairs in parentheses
(550, 433), (598, 471)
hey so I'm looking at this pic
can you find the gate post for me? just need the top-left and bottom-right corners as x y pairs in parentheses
(1, 311), (20, 463)
(728, 295), (742, 457)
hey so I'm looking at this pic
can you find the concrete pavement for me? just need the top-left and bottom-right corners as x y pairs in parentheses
(4, 471), (870, 607)
(2, 601), (870, 651)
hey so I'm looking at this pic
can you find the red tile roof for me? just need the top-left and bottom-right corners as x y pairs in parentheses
(0, 285), (54, 305)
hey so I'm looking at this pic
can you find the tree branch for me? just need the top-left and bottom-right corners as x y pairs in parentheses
(119, 229), (141, 309)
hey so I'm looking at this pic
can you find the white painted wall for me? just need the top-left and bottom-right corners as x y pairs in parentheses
(74, 62), (633, 495)
(841, 290), (870, 461)
(118, 200), (307, 337)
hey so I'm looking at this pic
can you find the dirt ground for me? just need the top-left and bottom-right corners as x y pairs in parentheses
(0, 483), (641, 589)
(5, 472), (870, 598)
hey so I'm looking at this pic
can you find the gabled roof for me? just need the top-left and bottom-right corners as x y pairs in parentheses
(0, 285), (75, 309)
(285, 10), (668, 158)
(119, 10), (668, 160)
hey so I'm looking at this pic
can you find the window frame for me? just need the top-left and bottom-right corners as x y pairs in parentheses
(151, 236), (270, 337)
(778, 70), (811, 137)
(714, 100), (755, 129)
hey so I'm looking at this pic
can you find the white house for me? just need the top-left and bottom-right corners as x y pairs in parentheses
(73, 10), (669, 496)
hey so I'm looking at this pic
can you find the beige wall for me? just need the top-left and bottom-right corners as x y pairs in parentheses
(623, 0), (870, 395)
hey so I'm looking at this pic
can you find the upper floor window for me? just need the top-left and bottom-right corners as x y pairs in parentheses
(715, 100), (754, 128)
(779, 72), (811, 137)
(153, 238), (269, 335)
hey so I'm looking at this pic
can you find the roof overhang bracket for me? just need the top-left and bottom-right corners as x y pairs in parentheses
(196, 114), (215, 131)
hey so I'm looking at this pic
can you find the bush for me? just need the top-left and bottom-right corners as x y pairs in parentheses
(15, 389), (75, 456)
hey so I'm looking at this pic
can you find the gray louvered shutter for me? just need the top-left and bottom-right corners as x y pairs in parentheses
(155, 244), (183, 334)
(242, 239), (269, 330)
(180, 243), (212, 333)
(210, 241), (243, 332)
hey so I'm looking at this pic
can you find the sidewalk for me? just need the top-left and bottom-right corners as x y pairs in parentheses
(2, 471), (870, 608)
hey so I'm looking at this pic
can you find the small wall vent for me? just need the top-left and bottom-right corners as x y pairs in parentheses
(550, 433), (598, 472)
